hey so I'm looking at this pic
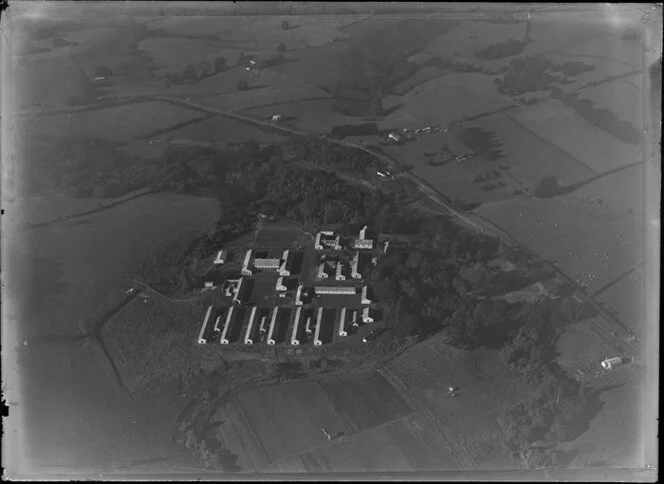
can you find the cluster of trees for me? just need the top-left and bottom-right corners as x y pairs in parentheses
(476, 38), (528, 60)
(280, 137), (388, 174)
(550, 88), (642, 145)
(425, 55), (483, 73)
(330, 123), (379, 138)
(474, 170), (502, 183)
(534, 175), (561, 198)
(495, 57), (595, 96)
(162, 57), (229, 86)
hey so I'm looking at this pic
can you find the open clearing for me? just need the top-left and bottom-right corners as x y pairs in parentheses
(23, 102), (203, 141)
(385, 333), (529, 464)
(242, 99), (360, 134)
(154, 115), (287, 144)
(199, 69), (331, 111)
(476, 196), (642, 294)
(8, 192), (218, 466)
(319, 372), (414, 433)
(381, 73), (515, 129)
(103, 297), (203, 393)
(138, 37), (245, 74)
(267, 410), (474, 472)
(576, 77), (645, 132)
(507, 99), (643, 174)
(466, 112), (596, 187)
(595, 270), (645, 336)
(215, 381), (348, 471)
(145, 15), (262, 36)
(227, 15), (374, 51)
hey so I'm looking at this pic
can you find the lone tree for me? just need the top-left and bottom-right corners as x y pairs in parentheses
(236, 79), (249, 91)
(277, 43), (287, 53)
(213, 57), (226, 73)
(281, 20), (289, 30)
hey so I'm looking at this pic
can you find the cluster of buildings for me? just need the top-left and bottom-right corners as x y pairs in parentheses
(197, 226), (384, 347)
(241, 248), (294, 277)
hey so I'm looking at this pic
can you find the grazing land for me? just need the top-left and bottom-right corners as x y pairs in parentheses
(154, 115), (288, 144)
(507, 99), (643, 173)
(24, 102), (204, 140)
(319, 372), (414, 433)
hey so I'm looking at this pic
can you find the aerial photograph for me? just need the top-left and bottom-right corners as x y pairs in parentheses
(2, 2), (660, 481)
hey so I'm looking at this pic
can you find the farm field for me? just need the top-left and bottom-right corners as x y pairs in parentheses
(8, 192), (218, 468)
(385, 333), (530, 464)
(154, 114), (287, 144)
(215, 381), (349, 470)
(575, 77), (645, 132)
(23, 102), (204, 141)
(381, 73), (515, 129)
(242, 99), (361, 134)
(475, 196), (642, 294)
(267, 410), (475, 472)
(226, 15), (373, 51)
(507, 99), (643, 173)
(380, 134), (520, 206)
(138, 37), (245, 74)
(199, 69), (332, 112)
(319, 372), (414, 433)
(103, 297), (204, 393)
(465, 112), (596, 187)
(558, 367), (644, 468)
(594, 270), (645, 336)
(145, 15), (262, 36)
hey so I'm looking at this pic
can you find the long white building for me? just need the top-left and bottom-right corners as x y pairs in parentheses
(198, 305), (216, 344)
(335, 263), (346, 281)
(338, 307), (348, 337)
(351, 251), (361, 279)
(295, 284), (304, 306)
(362, 307), (374, 323)
(233, 277), (249, 306)
(244, 306), (259, 344)
(220, 306), (235, 344)
(267, 307), (279, 345)
(278, 249), (292, 276)
(361, 286), (372, 305)
(242, 249), (253, 276)
(315, 286), (356, 295)
(213, 250), (227, 265)
(291, 306), (303, 345)
(314, 307), (324, 346)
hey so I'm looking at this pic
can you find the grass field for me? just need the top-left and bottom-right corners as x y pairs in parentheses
(381, 73), (515, 129)
(103, 297), (203, 393)
(465, 112), (596, 187)
(242, 99), (360, 134)
(199, 69), (331, 111)
(576, 77), (645, 132)
(145, 15), (262, 36)
(154, 115), (287, 144)
(595, 270), (645, 336)
(226, 15), (372, 51)
(268, 410), (477, 472)
(24, 102), (203, 140)
(386, 334), (530, 437)
(319, 372), (414, 433)
(476, 196), (641, 294)
(216, 381), (349, 470)
(138, 37), (245, 74)
(507, 99), (642, 174)
(8, 192), (219, 468)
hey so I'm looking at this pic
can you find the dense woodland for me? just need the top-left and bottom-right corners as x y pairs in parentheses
(495, 56), (595, 95)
